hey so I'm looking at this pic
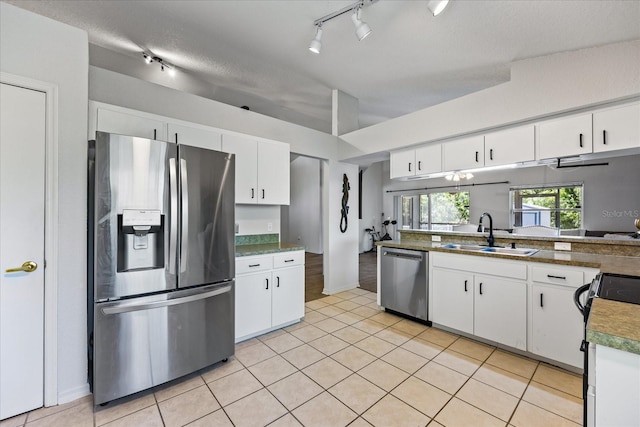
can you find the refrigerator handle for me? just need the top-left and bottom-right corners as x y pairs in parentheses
(169, 157), (178, 275)
(180, 158), (189, 273)
(101, 285), (232, 315)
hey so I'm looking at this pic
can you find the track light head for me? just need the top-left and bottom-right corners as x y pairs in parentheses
(351, 7), (372, 41)
(427, 0), (450, 16)
(309, 26), (323, 54)
(143, 53), (153, 64)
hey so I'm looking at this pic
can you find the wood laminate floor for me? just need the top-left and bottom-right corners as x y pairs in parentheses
(305, 251), (378, 302)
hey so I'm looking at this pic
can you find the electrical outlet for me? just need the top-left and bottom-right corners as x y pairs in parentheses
(267, 222), (273, 232)
(554, 242), (572, 251)
(432, 235), (442, 242)
(235, 223), (239, 234)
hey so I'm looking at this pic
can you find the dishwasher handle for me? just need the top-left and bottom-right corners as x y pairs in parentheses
(382, 250), (424, 261)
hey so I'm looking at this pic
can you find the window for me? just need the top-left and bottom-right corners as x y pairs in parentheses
(398, 191), (470, 230)
(510, 184), (583, 230)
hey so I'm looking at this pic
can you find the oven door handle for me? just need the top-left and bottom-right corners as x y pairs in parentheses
(573, 283), (591, 315)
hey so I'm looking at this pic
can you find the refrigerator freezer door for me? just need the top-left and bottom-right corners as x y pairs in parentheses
(92, 281), (235, 404)
(92, 132), (178, 301)
(178, 146), (235, 288)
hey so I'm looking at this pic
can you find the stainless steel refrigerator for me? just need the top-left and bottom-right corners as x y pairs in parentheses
(88, 131), (235, 405)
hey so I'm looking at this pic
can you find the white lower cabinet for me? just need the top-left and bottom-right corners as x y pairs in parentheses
(235, 251), (304, 341)
(474, 274), (527, 350)
(431, 253), (527, 350)
(529, 265), (598, 368)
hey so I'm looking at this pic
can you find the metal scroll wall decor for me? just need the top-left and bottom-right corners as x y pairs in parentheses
(340, 173), (350, 233)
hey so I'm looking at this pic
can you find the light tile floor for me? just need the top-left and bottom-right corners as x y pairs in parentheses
(2, 288), (584, 427)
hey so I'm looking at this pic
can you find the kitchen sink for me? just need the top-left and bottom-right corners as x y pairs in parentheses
(480, 247), (539, 256)
(441, 243), (538, 257)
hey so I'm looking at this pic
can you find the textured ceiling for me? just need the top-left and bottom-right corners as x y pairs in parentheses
(8, 0), (640, 133)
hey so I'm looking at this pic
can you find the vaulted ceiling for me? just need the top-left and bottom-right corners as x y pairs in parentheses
(8, 0), (640, 133)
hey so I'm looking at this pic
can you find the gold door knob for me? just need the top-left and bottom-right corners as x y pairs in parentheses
(5, 261), (38, 273)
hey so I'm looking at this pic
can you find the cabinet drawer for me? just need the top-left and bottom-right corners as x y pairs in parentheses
(273, 251), (304, 269)
(531, 266), (584, 287)
(236, 256), (273, 275)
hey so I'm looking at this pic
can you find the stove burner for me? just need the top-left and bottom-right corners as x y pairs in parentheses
(597, 273), (640, 305)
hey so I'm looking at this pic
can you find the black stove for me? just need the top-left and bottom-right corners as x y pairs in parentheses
(593, 273), (640, 305)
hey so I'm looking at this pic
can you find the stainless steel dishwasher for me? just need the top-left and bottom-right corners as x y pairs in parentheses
(380, 248), (430, 324)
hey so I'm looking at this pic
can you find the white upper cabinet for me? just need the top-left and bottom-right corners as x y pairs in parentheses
(484, 125), (535, 167)
(593, 103), (640, 153)
(222, 134), (290, 205)
(537, 113), (592, 159)
(390, 144), (442, 179)
(167, 122), (222, 150)
(443, 135), (485, 171)
(96, 108), (166, 141)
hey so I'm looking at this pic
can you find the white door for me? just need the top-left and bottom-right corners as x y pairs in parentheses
(272, 266), (304, 327)
(443, 135), (485, 171)
(431, 268), (474, 334)
(415, 144), (442, 175)
(167, 122), (222, 150)
(0, 83), (46, 419)
(389, 149), (416, 178)
(484, 125), (535, 166)
(96, 108), (165, 140)
(234, 272), (271, 340)
(537, 113), (592, 159)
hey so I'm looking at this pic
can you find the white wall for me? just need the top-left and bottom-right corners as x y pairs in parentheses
(382, 154), (640, 233)
(322, 161), (360, 294)
(0, 3), (89, 403)
(359, 163), (384, 252)
(235, 206), (280, 236)
(285, 157), (323, 254)
(341, 40), (640, 157)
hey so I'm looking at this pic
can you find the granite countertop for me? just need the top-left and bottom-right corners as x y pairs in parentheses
(236, 242), (305, 257)
(378, 239), (640, 355)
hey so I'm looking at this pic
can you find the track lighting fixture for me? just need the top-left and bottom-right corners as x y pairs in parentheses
(309, 26), (323, 54)
(351, 6), (372, 41)
(426, 0), (450, 16)
(142, 52), (176, 77)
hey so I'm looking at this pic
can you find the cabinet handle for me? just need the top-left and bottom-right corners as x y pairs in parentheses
(418, 161), (422, 171)
(464, 280), (468, 292)
(175, 132), (178, 144)
(154, 129), (157, 140)
(408, 162), (412, 172)
(277, 276), (280, 287)
(266, 278), (269, 290)
(284, 259), (295, 263)
(490, 148), (494, 161)
(262, 189), (265, 199)
(540, 293), (544, 308)
(248, 264), (261, 268)
(547, 274), (566, 280)
(479, 282), (483, 295)
(475, 151), (479, 162)
(251, 188), (255, 199)
(603, 129), (607, 145)
(579, 133), (583, 148)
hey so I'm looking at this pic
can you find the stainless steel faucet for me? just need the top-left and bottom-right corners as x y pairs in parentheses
(477, 212), (496, 247)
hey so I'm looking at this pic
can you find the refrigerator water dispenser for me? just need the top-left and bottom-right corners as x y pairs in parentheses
(117, 209), (164, 272)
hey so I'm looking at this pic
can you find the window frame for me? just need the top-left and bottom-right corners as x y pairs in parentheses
(509, 182), (584, 231)
(396, 190), (470, 231)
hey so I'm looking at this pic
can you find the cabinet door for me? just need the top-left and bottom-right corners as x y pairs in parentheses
(97, 108), (165, 140)
(235, 272), (272, 340)
(431, 268), (474, 334)
(474, 275), (527, 350)
(258, 141), (290, 205)
(390, 149), (416, 178)
(537, 113), (592, 159)
(593, 103), (640, 153)
(168, 123), (222, 150)
(443, 136), (484, 171)
(222, 134), (258, 204)
(484, 126), (534, 167)
(415, 144), (442, 175)
(531, 284), (584, 368)
(272, 266), (305, 327)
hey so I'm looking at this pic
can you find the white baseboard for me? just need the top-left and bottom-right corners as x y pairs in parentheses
(57, 383), (91, 405)
(322, 281), (359, 295)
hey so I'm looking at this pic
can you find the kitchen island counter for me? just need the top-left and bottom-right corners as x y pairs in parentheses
(236, 242), (305, 257)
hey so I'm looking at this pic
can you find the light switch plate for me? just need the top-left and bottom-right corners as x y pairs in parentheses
(432, 235), (441, 242)
(554, 242), (572, 251)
